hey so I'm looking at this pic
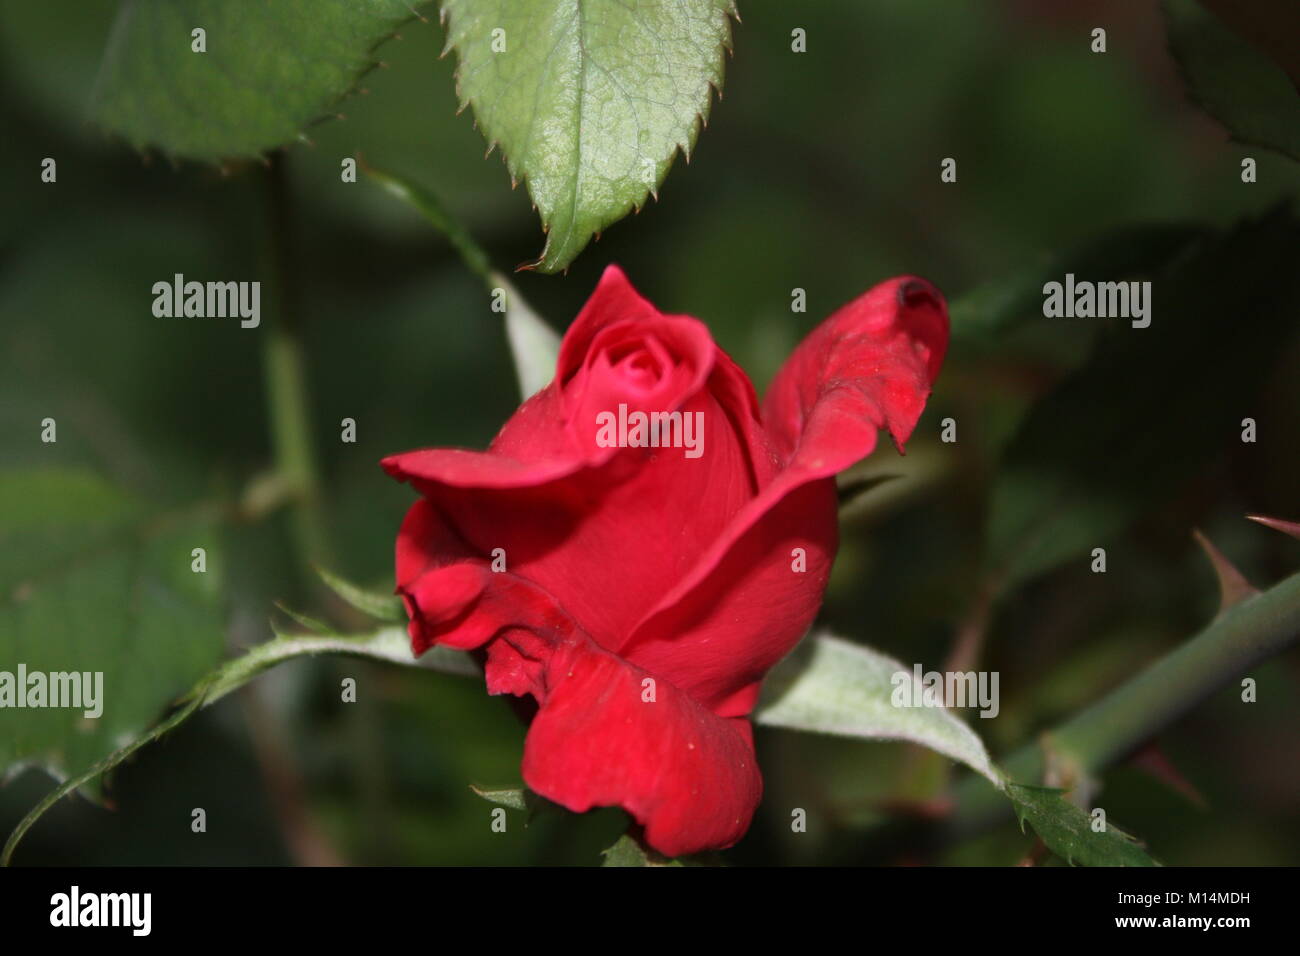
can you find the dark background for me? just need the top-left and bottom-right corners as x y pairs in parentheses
(1, 1), (1298, 865)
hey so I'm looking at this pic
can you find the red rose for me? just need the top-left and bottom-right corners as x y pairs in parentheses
(382, 266), (948, 856)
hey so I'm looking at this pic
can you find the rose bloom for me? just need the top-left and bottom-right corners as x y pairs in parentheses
(383, 266), (948, 857)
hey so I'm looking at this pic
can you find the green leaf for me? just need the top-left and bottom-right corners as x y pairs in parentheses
(469, 784), (531, 811)
(468, 784), (559, 828)
(950, 569), (1300, 839)
(3, 682), (209, 866)
(3, 621), (476, 864)
(755, 633), (1004, 788)
(600, 834), (683, 867)
(601, 834), (651, 867)
(0, 467), (225, 788)
(986, 207), (1300, 591)
(1006, 783), (1159, 867)
(209, 625), (479, 707)
(93, 0), (418, 160)
(493, 271), (560, 399)
(317, 566), (405, 623)
(1164, 0), (1300, 162)
(440, 0), (736, 272)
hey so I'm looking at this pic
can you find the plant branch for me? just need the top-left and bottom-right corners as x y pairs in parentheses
(950, 568), (1300, 834)
(262, 152), (330, 566)
(360, 161), (492, 283)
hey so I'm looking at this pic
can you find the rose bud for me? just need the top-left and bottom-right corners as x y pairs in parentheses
(382, 265), (948, 857)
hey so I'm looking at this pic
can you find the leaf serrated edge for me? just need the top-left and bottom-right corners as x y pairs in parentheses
(95, 1), (437, 167)
(437, 0), (738, 272)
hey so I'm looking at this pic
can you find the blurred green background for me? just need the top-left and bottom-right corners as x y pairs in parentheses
(1, 0), (1298, 865)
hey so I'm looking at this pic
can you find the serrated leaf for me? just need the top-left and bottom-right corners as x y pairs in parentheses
(601, 834), (651, 867)
(210, 626), (479, 707)
(755, 633), (1004, 788)
(1164, 0), (1300, 162)
(986, 207), (1300, 592)
(4, 621), (476, 863)
(441, 0), (735, 272)
(600, 833), (683, 867)
(0, 468), (225, 787)
(1007, 782), (1159, 867)
(94, 0), (418, 160)
(317, 566), (406, 623)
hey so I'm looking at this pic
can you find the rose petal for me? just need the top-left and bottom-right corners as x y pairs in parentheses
(620, 278), (948, 712)
(518, 635), (762, 858)
(386, 269), (780, 654)
(622, 479), (838, 715)
(556, 265), (670, 385)
(764, 276), (949, 469)
(432, 385), (761, 652)
(395, 499), (578, 654)
(563, 315), (717, 463)
(382, 385), (583, 494)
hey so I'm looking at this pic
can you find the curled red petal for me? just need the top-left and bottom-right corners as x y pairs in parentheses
(395, 498), (578, 655)
(556, 265), (666, 386)
(764, 276), (949, 468)
(520, 636), (762, 858)
(622, 478), (838, 714)
(621, 278), (949, 711)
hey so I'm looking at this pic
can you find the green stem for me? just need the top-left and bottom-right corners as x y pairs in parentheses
(952, 568), (1300, 832)
(262, 152), (330, 566)
(360, 162), (492, 284)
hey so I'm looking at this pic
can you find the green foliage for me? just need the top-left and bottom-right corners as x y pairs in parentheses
(601, 834), (653, 867)
(212, 626), (478, 704)
(0, 468), (225, 788)
(498, 275), (561, 399)
(756, 633), (1003, 788)
(364, 163), (560, 397)
(6, 0), (1300, 867)
(470, 785), (530, 811)
(599, 833), (687, 867)
(948, 224), (1206, 352)
(1007, 783), (1159, 867)
(94, 0), (417, 159)
(440, 0), (736, 271)
(1165, 0), (1300, 162)
(316, 566), (405, 623)
(3, 582), (474, 864)
(987, 207), (1300, 591)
